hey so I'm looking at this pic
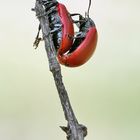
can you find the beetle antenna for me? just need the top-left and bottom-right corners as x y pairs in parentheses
(86, 0), (91, 18)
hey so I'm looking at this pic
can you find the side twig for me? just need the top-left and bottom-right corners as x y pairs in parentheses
(34, 1), (87, 139)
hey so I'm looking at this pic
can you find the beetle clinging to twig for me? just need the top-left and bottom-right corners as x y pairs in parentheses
(34, 0), (98, 67)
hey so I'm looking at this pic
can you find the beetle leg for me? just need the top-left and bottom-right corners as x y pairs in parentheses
(70, 13), (85, 22)
(75, 32), (86, 38)
(50, 24), (62, 33)
(50, 28), (60, 33)
(47, 6), (57, 15)
(70, 13), (83, 17)
(42, 0), (58, 11)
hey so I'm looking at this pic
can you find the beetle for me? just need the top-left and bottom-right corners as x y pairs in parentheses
(34, 0), (74, 54)
(57, 13), (98, 67)
(34, 0), (98, 67)
(57, 0), (98, 67)
(56, 3), (74, 54)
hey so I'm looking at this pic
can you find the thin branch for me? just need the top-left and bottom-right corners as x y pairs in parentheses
(33, 1), (87, 139)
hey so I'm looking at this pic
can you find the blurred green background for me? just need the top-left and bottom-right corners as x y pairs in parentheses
(0, 0), (140, 140)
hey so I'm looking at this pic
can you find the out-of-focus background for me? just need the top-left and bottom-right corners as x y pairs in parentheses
(0, 0), (140, 140)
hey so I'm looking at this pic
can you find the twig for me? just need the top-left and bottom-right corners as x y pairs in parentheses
(33, 1), (87, 139)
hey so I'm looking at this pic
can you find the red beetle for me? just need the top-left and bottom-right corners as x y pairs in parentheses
(34, 0), (74, 54)
(57, 0), (98, 67)
(56, 3), (74, 54)
(34, 0), (98, 67)
(57, 14), (98, 67)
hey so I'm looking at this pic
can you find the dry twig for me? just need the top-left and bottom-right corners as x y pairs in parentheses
(33, 1), (87, 139)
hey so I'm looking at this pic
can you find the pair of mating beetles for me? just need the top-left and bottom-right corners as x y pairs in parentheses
(34, 0), (98, 67)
